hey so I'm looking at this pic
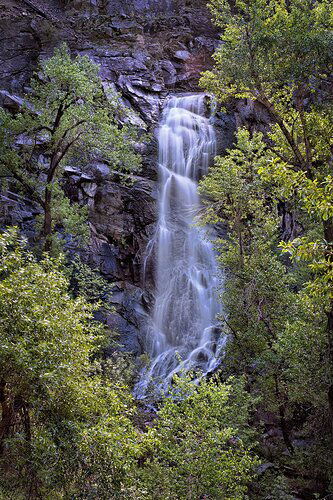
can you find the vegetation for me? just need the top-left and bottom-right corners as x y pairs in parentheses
(1, 1), (333, 497)
(0, 228), (140, 498)
(0, 228), (257, 499)
(199, 0), (333, 495)
(0, 44), (141, 252)
(136, 374), (258, 500)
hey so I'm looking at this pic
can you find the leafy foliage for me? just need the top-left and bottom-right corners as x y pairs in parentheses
(199, 128), (332, 495)
(68, 254), (114, 306)
(200, 2), (333, 491)
(136, 374), (258, 500)
(0, 229), (258, 498)
(0, 228), (140, 498)
(0, 44), (141, 252)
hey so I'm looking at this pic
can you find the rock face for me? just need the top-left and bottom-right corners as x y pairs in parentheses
(0, 0), (237, 353)
(105, 0), (174, 15)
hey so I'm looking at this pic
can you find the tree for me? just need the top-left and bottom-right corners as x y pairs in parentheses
(0, 44), (141, 252)
(200, 129), (297, 451)
(199, 130), (332, 494)
(201, 0), (333, 438)
(0, 228), (141, 498)
(136, 373), (258, 500)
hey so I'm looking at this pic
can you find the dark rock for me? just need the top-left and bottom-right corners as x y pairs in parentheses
(0, 90), (24, 113)
(280, 205), (303, 242)
(234, 98), (271, 133)
(95, 55), (148, 73)
(64, 165), (82, 176)
(110, 19), (143, 34)
(105, 0), (175, 16)
(212, 112), (237, 155)
(257, 463), (275, 475)
(174, 50), (191, 61)
(117, 75), (162, 123)
(80, 173), (94, 182)
(195, 35), (220, 52)
(81, 182), (97, 198)
(292, 438), (313, 449)
(85, 172), (156, 283)
(88, 236), (120, 279)
(67, 0), (98, 16)
(160, 60), (177, 86)
(86, 161), (110, 180)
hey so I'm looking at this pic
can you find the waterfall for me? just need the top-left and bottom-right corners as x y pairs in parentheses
(136, 94), (224, 397)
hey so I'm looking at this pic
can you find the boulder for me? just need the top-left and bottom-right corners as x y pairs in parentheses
(174, 50), (191, 61)
(0, 90), (24, 113)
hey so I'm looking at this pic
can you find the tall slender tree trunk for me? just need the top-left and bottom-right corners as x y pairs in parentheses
(42, 186), (52, 253)
(323, 219), (333, 439)
(326, 316), (333, 437)
(274, 375), (294, 454)
(42, 151), (62, 253)
(0, 380), (14, 455)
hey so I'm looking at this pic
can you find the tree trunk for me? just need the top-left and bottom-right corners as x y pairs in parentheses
(0, 380), (14, 455)
(326, 300), (333, 438)
(323, 219), (333, 438)
(42, 151), (63, 253)
(42, 186), (52, 253)
(274, 375), (294, 454)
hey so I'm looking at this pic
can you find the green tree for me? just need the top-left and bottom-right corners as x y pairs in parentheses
(136, 373), (258, 500)
(201, 0), (333, 438)
(200, 129), (297, 451)
(0, 228), (260, 499)
(0, 44), (141, 252)
(199, 129), (332, 493)
(0, 228), (141, 498)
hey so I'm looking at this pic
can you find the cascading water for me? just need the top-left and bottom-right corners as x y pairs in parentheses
(136, 94), (224, 397)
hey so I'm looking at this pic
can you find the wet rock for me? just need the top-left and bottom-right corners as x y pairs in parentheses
(107, 311), (142, 354)
(212, 112), (237, 155)
(105, 283), (153, 354)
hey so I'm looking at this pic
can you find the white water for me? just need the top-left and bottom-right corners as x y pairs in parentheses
(136, 94), (224, 398)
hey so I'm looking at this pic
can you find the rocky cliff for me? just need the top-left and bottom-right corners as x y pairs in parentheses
(0, 0), (237, 354)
